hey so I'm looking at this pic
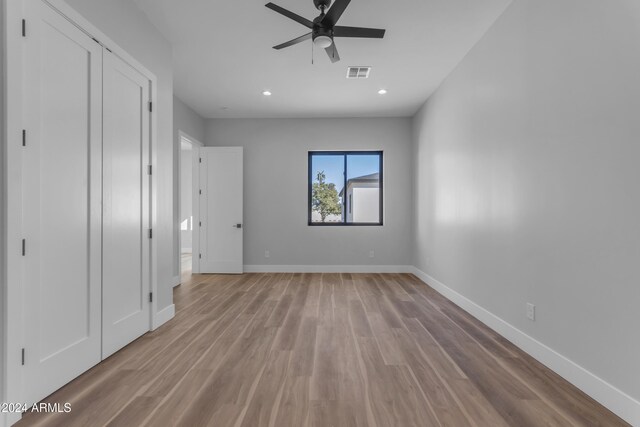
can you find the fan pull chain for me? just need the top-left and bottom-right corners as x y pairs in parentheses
(331, 30), (335, 59)
(311, 40), (314, 65)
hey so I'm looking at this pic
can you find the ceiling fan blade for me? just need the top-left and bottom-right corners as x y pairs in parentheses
(321, 0), (351, 27)
(325, 43), (340, 63)
(273, 32), (312, 50)
(265, 3), (313, 28)
(333, 26), (386, 38)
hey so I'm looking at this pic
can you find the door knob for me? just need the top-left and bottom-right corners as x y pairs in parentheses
(233, 224), (242, 229)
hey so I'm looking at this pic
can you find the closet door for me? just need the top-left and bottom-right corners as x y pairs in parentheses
(22, 0), (103, 405)
(101, 51), (151, 358)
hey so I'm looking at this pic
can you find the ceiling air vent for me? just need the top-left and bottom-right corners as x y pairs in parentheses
(346, 66), (371, 79)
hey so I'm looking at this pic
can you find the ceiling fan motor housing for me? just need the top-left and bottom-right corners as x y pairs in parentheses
(312, 15), (333, 42)
(313, 0), (331, 10)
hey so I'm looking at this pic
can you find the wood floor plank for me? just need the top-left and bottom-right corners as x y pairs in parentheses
(142, 369), (214, 426)
(105, 396), (161, 427)
(290, 317), (317, 377)
(238, 350), (290, 427)
(309, 400), (368, 427)
(16, 273), (629, 427)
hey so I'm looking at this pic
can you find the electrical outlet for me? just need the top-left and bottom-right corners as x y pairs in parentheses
(526, 303), (536, 321)
(264, 250), (270, 259)
(369, 250), (375, 258)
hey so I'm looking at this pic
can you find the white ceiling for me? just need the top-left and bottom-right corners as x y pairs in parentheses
(133, 0), (511, 119)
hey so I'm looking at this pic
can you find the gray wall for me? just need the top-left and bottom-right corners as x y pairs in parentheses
(174, 96), (206, 143)
(65, 0), (175, 311)
(206, 118), (413, 268)
(412, 0), (640, 405)
(173, 96), (205, 278)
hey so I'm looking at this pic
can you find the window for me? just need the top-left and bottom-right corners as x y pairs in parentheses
(308, 151), (383, 225)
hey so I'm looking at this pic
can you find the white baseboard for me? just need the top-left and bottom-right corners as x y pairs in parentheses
(172, 275), (181, 288)
(243, 265), (414, 273)
(410, 267), (640, 427)
(152, 304), (175, 330)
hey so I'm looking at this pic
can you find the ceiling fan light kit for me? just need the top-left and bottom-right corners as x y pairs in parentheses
(265, 0), (386, 63)
(313, 35), (333, 49)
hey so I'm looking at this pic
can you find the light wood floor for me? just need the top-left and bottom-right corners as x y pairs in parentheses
(18, 273), (627, 427)
(180, 252), (192, 283)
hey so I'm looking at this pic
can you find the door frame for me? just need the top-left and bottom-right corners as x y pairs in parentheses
(2, 1), (158, 424)
(177, 131), (203, 279)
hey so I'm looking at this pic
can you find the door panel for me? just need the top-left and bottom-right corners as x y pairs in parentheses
(102, 51), (151, 359)
(199, 147), (243, 273)
(23, 0), (102, 405)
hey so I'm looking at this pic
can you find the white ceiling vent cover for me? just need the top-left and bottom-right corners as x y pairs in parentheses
(346, 66), (371, 79)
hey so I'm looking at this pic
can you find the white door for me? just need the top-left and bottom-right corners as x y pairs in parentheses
(102, 51), (151, 358)
(22, 0), (103, 405)
(199, 147), (244, 273)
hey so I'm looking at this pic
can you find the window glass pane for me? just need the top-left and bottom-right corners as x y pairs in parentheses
(310, 154), (344, 223)
(345, 154), (380, 223)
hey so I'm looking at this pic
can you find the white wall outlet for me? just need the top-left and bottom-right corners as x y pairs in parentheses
(369, 250), (375, 258)
(526, 303), (536, 321)
(264, 250), (270, 259)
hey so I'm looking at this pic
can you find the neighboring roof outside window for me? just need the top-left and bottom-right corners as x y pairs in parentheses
(339, 173), (380, 197)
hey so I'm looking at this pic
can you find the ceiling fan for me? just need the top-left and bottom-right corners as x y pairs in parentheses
(265, 0), (386, 63)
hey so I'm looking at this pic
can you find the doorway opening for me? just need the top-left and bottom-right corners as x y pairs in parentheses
(178, 134), (202, 283)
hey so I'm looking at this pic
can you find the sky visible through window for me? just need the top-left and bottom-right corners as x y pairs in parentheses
(311, 154), (380, 193)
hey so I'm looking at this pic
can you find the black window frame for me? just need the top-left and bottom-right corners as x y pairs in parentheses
(308, 151), (383, 226)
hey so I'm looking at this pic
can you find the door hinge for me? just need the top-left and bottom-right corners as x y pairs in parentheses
(21, 19), (26, 37)
(199, 221), (202, 227)
(199, 254), (202, 259)
(21, 348), (25, 365)
(148, 102), (153, 112)
(148, 229), (153, 239)
(22, 129), (26, 147)
(21, 239), (26, 256)
(147, 165), (152, 175)
(149, 292), (153, 303)
(199, 189), (202, 195)
(199, 157), (202, 163)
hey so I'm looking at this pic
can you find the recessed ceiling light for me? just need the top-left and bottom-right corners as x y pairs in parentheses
(262, 90), (272, 96)
(378, 89), (387, 95)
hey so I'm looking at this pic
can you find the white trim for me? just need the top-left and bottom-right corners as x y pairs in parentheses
(244, 265), (414, 273)
(4, 0), (25, 425)
(149, 77), (159, 332)
(0, 1), (4, 423)
(172, 275), (181, 288)
(152, 304), (175, 330)
(410, 267), (640, 427)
